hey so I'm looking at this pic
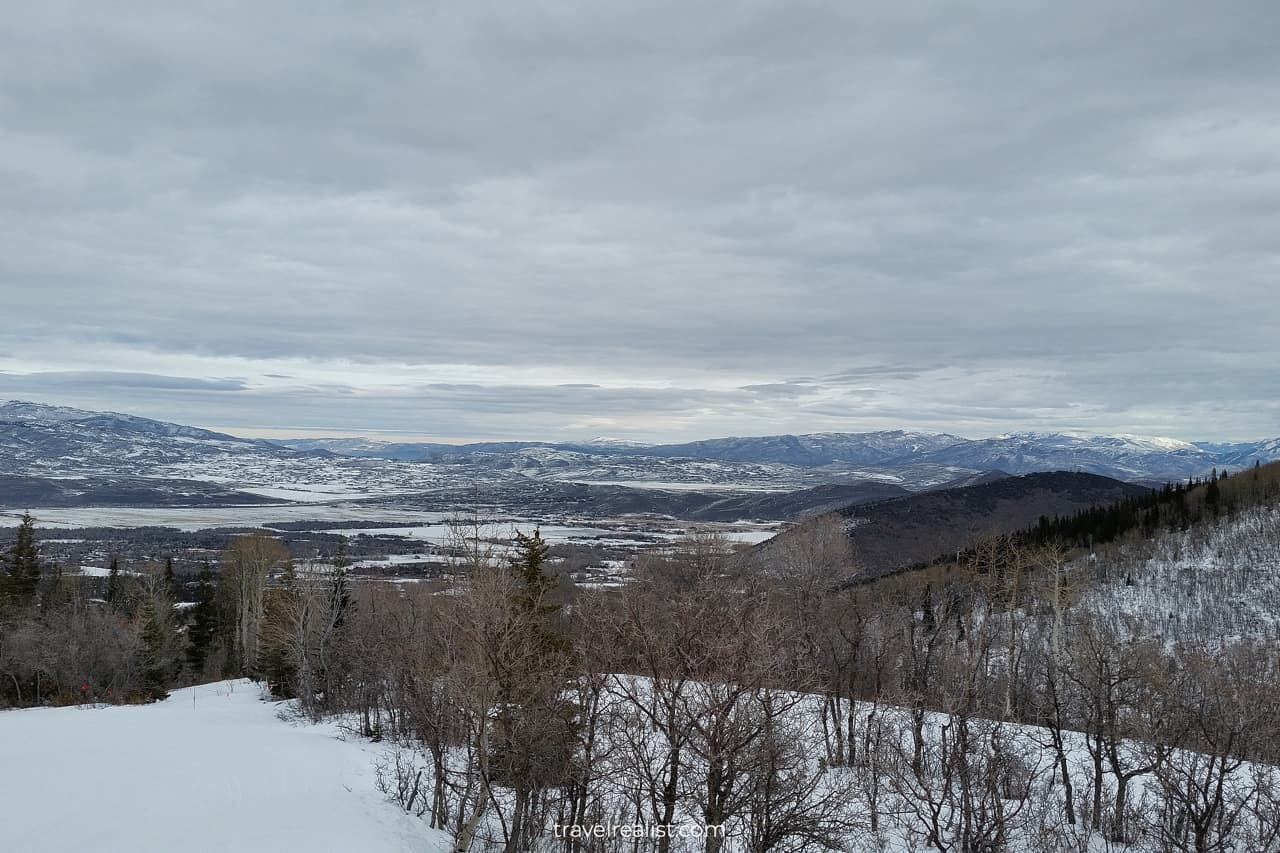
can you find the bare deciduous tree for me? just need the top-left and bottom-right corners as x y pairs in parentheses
(218, 532), (290, 675)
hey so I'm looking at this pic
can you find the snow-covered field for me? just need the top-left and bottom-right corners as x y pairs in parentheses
(1, 504), (436, 531)
(74, 564), (139, 577)
(0, 681), (448, 853)
(3, 506), (781, 548)
(565, 479), (793, 492)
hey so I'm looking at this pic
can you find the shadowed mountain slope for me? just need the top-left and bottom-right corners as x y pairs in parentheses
(764, 471), (1151, 578)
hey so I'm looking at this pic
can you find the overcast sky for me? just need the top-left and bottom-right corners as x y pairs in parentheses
(2, 2), (1277, 443)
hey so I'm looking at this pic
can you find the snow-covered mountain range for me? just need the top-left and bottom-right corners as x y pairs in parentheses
(2, 400), (1278, 514)
(277, 424), (1279, 482)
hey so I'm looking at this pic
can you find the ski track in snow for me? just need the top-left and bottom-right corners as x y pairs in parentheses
(0, 680), (448, 853)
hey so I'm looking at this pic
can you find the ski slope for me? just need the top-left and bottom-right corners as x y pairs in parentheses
(0, 680), (448, 853)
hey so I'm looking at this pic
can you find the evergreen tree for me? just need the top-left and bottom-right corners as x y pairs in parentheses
(186, 561), (219, 676)
(137, 597), (172, 701)
(1205, 471), (1221, 514)
(105, 556), (122, 606)
(511, 527), (554, 600)
(162, 557), (179, 602)
(329, 539), (351, 627)
(509, 527), (568, 653)
(490, 528), (578, 803)
(3, 512), (41, 606)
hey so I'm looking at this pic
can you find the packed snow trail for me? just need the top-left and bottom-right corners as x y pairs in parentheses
(0, 680), (446, 853)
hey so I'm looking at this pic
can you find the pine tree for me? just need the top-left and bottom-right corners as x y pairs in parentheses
(490, 528), (578, 802)
(329, 539), (351, 627)
(186, 561), (219, 676)
(1205, 471), (1221, 515)
(509, 527), (568, 654)
(138, 597), (172, 701)
(105, 556), (122, 606)
(511, 528), (554, 599)
(3, 512), (41, 606)
(162, 557), (179, 602)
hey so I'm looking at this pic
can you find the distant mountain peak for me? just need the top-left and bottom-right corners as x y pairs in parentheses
(1101, 433), (1200, 452)
(581, 437), (649, 448)
(0, 400), (248, 443)
(0, 400), (102, 423)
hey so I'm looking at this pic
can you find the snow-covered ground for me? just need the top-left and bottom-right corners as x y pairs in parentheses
(3, 677), (1275, 852)
(4, 506), (781, 550)
(1081, 503), (1280, 645)
(0, 504), (437, 531)
(0, 680), (448, 853)
(74, 564), (139, 577)
(566, 479), (792, 492)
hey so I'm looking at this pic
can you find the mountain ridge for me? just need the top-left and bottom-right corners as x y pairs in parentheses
(274, 425), (1280, 480)
(3, 401), (1278, 518)
(762, 470), (1153, 578)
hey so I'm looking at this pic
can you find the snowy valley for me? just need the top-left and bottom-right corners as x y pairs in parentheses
(3, 404), (1280, 852)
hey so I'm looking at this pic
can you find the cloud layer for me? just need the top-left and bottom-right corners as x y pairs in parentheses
(3, 2), (1278, 441)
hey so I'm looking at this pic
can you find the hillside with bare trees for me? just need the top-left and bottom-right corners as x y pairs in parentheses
(4, 464), (1280, 851)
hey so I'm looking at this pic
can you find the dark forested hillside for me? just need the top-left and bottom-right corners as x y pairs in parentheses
(767, 471), (1151, 577)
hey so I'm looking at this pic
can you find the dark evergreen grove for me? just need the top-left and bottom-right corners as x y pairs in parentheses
(923, 463), (1280, 575)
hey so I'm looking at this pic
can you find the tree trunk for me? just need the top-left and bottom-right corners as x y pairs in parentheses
(454, 795), (488, 853)
(845, 696), (857, 766)
(1110, 774), (1129, 842)
(1090, 728), (1104, 830)
(1047, 673), (1075, 825)
(430, 748), (448, 830)
(658, 744), (680, 853)
(703, 761), (726, 853)
(505, 787), (526, 853)
(911, 704), (926, 779)
(1055, 741), (1076, 826)
(822, 695), (842, 766)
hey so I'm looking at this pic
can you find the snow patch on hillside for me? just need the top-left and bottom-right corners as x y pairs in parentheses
(1082, 504), (1280, 645)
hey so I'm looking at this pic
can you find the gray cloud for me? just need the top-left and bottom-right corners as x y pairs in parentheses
(0, 371), (247, 392)
(2, 1), (1278, 441)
